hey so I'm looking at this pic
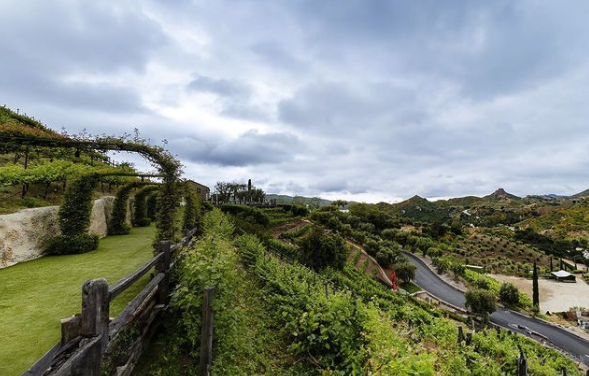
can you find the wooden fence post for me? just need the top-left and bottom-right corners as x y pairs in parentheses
(200, 286), (216, 376)
(458, 326), (464, 345)
(61, 314), (81, 345)
(517, 347), (527, 376)
(80, 278), (109, 375)
(157, 240), (171, 305)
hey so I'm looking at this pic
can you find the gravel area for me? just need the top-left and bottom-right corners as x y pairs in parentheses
(491, 274), (589, 313)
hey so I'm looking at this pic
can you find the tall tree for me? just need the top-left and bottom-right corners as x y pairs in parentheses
(464, 288), (497, 325)
(532, 260), (539, 308)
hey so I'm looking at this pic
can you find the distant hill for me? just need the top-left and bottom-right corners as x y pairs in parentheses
(266, 194), (331, 207)
(516, 197), (589, 238)
(571, 188), (589, 199)
(436, 195), (483, 207)
(385, 195), (450, 222)
(483, 188), (521, 202)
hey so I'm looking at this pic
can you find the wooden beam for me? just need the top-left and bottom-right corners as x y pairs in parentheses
(109, 253), (163, 300)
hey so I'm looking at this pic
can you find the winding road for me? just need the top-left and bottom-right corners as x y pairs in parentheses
(403, 252), (589, 364)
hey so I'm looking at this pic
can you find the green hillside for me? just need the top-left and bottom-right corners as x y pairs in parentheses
(517, 198), (589, 238)
(266, 193), (331, 207)
(384, 195), (451, 222)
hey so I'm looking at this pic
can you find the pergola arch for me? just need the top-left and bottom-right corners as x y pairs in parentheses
(0, 135), (182, 243)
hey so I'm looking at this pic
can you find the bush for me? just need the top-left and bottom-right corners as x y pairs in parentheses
(473, 277), (490, 290)
(392, 261), (416, 283)
(234, 234), (265, 266)
(220, 204), (269, 226)
(133, 218), (151, 227)
(499, 282), (520, 307)
(291, 204), (309, 217)
(146, 193), (158, 221)
(19, 197), (40, 208)
(300, 226), (347, 270)
(109, 181), (145, 235)
(59, 174), (100, 236)
(133, 185), (159, 227)
(465, 288), (497, 321)
(44, 234), (99, 255)
(182, 183), (201, 231)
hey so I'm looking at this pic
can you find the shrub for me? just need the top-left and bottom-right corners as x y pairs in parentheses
(473, 277), (491, 290)
(44, 234), (99, 255)
(59, 174), (100, 236)
(220, 204), (269, 226)
(234, 234), (265, 266)
(392, 261), (416, 283)
(499, 282), (520, 307)
(291, 204), (309, 217)
(133, 185), (159, 227)
(182, 183), (201, 231)
(465, 288), (497, 322)
(146, 192), (158, 221)
(19, 197), (40, 208)
(46, 173), (100, 255)
(300, 226), (347, 270)
(109, 181), (146, 235)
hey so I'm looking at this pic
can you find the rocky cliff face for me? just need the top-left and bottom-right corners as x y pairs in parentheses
(0, 197), (122, 268)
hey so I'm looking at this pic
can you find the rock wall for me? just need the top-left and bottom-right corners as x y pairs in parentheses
(0, 196), (126, 269)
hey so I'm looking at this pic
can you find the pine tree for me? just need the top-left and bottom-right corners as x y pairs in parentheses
(532, 260), (539, 308)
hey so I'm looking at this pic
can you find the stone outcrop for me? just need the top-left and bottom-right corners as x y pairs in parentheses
(0, 196), (124, 268)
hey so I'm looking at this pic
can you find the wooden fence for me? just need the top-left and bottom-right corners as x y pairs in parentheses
(23, 228), (199, 376)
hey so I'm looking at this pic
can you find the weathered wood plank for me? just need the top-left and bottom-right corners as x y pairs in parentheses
(61, 315), (81, 346)
(109, 253), (163, 300)
(50, 336), (102, 376)
(109, 273), (164, 340)
(21, 342), (61, 376)
(81, 278), (109, 355)
(157, 241), (171, 304)
(199, 286), (216, 376)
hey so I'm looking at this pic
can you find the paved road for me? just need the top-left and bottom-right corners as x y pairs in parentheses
(403, 252), (589, 363)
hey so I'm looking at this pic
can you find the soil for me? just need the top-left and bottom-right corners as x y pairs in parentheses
(270, 219), (310, 238)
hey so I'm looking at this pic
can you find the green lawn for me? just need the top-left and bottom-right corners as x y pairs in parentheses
(400, 281), (422, 294)
(0, 226), (157, 376)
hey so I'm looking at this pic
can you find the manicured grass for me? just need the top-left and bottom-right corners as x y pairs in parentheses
(0, 226), (156, 376)
(400, 281), (422, 294)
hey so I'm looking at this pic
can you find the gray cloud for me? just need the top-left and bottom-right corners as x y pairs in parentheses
(3, 0), (589, 201)
(186, 75), (270, 121)
(0, 1), (165, 115)
(0, 2), (165, 75)
(278, 81), (425, 137)
(187, 75), (252, 98)
(174, 130), (304, 167)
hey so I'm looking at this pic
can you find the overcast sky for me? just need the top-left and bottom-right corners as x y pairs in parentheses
(2, 0), (589, 203)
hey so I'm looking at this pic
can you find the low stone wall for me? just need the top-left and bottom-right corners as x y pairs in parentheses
(0, 196), (128, 268)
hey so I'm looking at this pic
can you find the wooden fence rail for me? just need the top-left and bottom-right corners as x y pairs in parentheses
(23, 227), (198, 376)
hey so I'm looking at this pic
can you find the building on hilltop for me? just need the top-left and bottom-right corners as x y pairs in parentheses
(186, 180), (210, 202)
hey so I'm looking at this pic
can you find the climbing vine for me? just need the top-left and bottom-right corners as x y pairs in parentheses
(0, 130), (183, 244)
(146, 192), (158, 222)
(44, 173), (100, 254)
(109, 181), (152, 235)
(133, 185), (160, 227)
(182, 182), (202, 231)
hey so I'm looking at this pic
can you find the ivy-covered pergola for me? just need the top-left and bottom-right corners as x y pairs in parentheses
(0, 135), (182, 245)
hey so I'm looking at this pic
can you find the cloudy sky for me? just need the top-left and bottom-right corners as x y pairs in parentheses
(2, 0), (589, 202)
